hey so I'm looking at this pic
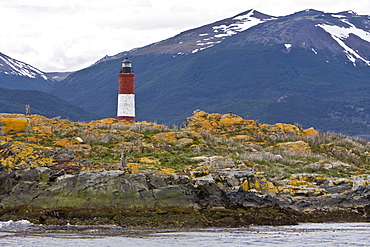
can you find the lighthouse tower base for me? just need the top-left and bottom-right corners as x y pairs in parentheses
(118, 116), (135, 121)
(117, 95), (135, 121)
(117, 72), (135, 121)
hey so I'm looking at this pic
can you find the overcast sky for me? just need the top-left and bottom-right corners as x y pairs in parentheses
(1, 0), (369, 72)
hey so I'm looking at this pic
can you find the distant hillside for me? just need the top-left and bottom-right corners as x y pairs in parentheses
(45, 71), (74, 82)
(0, 87), (101, 122)
(0, 73), (53, 92)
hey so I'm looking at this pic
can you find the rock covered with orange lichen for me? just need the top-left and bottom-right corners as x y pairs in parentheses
(276, 140), (312, 153)
(0, 140), (56, 171)
(0, 116), (28, 135)
(184, 110), (258, 135)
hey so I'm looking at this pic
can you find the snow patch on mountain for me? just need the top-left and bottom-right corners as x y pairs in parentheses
(0, 53), (48, 80)
(192, 9), (275, 53)
(317, 15), (370, 65)
(221, 9), (268, 32)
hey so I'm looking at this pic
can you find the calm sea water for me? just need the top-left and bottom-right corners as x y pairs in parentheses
(0, 220), (369, 246)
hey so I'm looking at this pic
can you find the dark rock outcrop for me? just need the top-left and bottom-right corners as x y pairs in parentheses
(0, 168), (369, 219)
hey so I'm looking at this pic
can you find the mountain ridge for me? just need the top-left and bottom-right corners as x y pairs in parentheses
(90, 9), (370, 66)
(92, 9), (276, 61)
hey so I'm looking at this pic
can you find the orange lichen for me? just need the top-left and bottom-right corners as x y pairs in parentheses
(232, 135), (251, 141)
(241, 180), (249, 190)
(139, 157), (160, 164)
(274, 123), (301, 135)
(27, 136), (38, 143)
(219, 116), (245, 126)
(160, 167), (176, 174)
(0, 117), (28, 134)
(276, 140), (311, 153)
(54, 139), (70, 146)
(88, 118), (118, 125)
(31, 126), (52, 134)
(301, 127), (319, 137)
(0, 140), (57, 171)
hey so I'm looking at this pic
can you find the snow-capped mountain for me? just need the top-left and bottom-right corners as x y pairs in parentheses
(189, 10), (275, 54)
(99, 9), (275, 61)
(0, 52), (73, 91)
(228, 9), (370, 66)
(138, 9), (276, 56)
(316, 11), (370, 65)
(0, 52), (48, 80)
(98, 9), (370, 68)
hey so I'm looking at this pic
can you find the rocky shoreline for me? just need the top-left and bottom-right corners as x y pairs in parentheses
(0, 168), (369, 227)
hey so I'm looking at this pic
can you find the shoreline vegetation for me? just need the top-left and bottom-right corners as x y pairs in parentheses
(0, 110), (369, 227)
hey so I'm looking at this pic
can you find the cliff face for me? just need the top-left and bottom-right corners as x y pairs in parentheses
(0, 111), (370, 225)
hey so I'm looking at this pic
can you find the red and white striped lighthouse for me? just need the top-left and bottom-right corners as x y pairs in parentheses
(117, 58), (135, 121)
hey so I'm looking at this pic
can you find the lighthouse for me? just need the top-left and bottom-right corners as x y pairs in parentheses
(117, 58), (135, 121)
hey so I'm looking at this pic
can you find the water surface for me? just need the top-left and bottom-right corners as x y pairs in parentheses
(0, 220), (369, 246)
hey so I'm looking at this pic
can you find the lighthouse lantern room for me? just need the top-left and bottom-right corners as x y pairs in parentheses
(121, 58), (132, 73)
(117, 58), (135, 121)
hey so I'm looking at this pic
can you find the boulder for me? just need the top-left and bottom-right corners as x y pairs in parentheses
(228, 188), (285, 208)
(1, 170), (198, 208)
(194, 182), (230, 208)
